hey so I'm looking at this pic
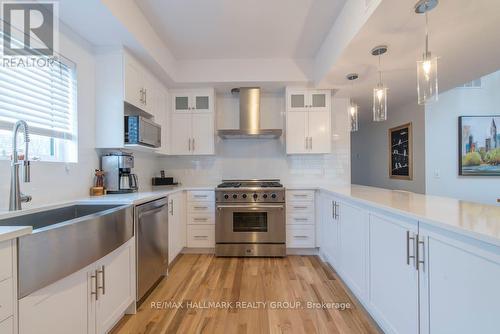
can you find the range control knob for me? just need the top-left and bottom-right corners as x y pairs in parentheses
(224, 194), (229, 199)
(242, 194), (247, 199)
(271, 193), (277, 199)
(232, 194), (238, 199)
(263, 194), (268, 199)
(253, 193), (258, 200)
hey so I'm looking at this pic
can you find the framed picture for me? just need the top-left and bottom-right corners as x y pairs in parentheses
(458, 115), (500, 176)
(388, 123), (413, 180)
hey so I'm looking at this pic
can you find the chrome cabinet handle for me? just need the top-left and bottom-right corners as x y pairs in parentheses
(194, 206), (208, 209)
(293, 218), (308, 221)
(294, 235), (309, 239)
(309, 137), (312, 150)
(91, 271), (98, 300)
(416, 236), (425, 271)
(332, 201), (336, 220)
(406, 231), (416, 266)
(169, 199), (174, 215)
(188, 138), (191, 151)
(193, 217), (208, 221)
(97, 265), (105, 295)
(194, 235), (208, 239)
(194, 195), (208, 198)
(293, 206), (308, 209)
(293, 194), (308, 198)
(192, 138), (195, 151)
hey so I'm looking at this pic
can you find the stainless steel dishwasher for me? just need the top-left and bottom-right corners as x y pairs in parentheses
(136, 197), (168, 303)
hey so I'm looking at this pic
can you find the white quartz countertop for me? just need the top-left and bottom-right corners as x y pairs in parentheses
(313, 184), (500, 247)
(0, 226), (32, 242)
(1, 183), (499, 247)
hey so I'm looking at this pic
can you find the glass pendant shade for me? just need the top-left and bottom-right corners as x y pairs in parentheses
(373, 83), (387, 122)
(417, 53), (438, 105)
(349, 101), (359, 132)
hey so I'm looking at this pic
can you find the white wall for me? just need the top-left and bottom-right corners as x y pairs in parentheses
(425, 71), (500, 205)
(158, 93), (351, 187)
(0, 27), (158, 210)
(351, 101), (426, 193)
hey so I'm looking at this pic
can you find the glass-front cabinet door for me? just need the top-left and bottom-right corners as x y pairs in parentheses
(288, 91), (309, 112)
(309, 90), (330, 112)
(193, 94), (211, 112)
(173, 94), (190, 112)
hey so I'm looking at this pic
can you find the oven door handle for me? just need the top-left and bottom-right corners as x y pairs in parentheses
(216, 204), (284, 210)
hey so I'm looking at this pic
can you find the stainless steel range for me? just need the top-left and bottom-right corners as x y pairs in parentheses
(215, 179), (286, 257)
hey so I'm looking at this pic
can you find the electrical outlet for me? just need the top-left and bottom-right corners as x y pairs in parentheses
(434, 169), (440, 178)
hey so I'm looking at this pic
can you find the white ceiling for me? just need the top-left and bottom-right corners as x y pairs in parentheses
(136, 0), (347, 59)
(327, 0), (500, 120)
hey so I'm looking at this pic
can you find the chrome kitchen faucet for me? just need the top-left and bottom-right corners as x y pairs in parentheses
(9, 120), (32, 211)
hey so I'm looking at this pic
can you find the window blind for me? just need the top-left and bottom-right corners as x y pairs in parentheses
(0, 31), (76, 140)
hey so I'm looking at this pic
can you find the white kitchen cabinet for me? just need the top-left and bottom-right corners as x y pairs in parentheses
(285, 112), (308, 154)
(95, 240), (135, 334)
(172, 90), (213, 113)
(418, 227), (500, 334)
(170, 89), (215, 155)
(0, 239), (16, 334)
(368, 213), (419, 334)
(285, 88), (331, 154)
(286, 225), (315, 248)
(319, 193), (340, 267)
(186, 191), (215, 248)
(307, 111), (331, 153)
(96, 49), (169, 152)
(170, 113), (191, 155)
(338, 201), (368, 299)
(19, 238), (135, 334)
(19, 265), (89, 334)
(191, 113), (215, 155)
(286, 89), (330, 112)
(286, 190), (315, 248)
(168, 191), (186, 264)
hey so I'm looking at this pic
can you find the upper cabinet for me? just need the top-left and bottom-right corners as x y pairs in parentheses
(285, 88), (331, 154)
(172, 90), (213, 113)
(287, 89), (330, 113)
(95, 49), (169, 153)
(169, 89), (215, 155)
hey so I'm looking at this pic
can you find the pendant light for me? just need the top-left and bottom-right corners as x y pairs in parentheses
(415, 0), (439, 105)
(371, 45), (388, 122)
(346, 73), (359, 132)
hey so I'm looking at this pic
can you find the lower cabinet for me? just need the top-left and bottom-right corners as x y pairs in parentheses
(418, 227), (500, 334)
(186, 190), (215, 248)
(19, 238), (135, 334)
(338, 201), (369, 299)
(368, 214), (419, 334)
(319, 194), (500, 334)
(168, 191), (186, 264)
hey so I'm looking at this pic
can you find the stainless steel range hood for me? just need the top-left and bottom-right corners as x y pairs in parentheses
(218, 87), (282, 139)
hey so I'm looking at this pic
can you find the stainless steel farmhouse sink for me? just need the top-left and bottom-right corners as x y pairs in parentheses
(0, 204), (133, 298)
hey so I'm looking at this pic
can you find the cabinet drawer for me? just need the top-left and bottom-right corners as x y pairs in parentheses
(187, 213), (214, 225)
(187, 225), (215, 248)
(286, 225), (315, 248)
(0, 241), (12, 282)
(286, 202), (314, 213)
(0, 278), (13, 323)
(187, 191), (214, 202)
(286, 213), (314, 225)
(0, 316), (13, 334)
(187, 202), (214, 214)
(286, 190), (315, 202)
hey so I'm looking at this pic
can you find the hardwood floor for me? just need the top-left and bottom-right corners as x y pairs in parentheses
(111, 254), (381, 334)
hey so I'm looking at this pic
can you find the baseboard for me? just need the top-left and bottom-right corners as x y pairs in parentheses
(286, 247), (319, 255)
(181, 247), (215, 254)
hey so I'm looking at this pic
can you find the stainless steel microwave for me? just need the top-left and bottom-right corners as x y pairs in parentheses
(124, 115), (161, 148)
